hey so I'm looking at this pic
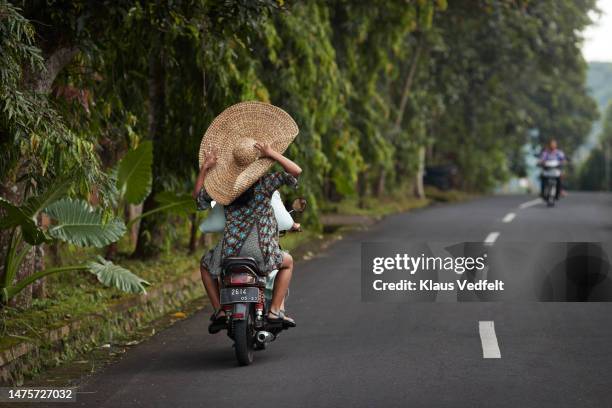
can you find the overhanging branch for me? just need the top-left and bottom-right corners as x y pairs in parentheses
(31, 46), (80, 94)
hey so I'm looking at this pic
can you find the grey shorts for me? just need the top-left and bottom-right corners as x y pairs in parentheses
(200, 226), (267, 277)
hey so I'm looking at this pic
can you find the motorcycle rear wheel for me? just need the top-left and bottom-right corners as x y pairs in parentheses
(233, 311), (255, 366)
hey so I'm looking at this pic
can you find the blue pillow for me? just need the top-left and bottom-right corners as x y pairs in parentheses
(198, 201), (225, 233)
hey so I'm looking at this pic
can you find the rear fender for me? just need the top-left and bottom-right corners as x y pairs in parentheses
(231, 303), (249, 320)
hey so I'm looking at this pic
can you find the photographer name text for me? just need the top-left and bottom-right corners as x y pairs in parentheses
(370, 253), (505, 292)
(372, 279), (504, 291)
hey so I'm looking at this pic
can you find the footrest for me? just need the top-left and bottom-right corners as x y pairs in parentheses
(264, 320), (284, 331)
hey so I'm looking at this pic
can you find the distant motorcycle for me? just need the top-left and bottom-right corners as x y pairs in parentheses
(219, 198), (306, 366)
(541, 159), (562, 207)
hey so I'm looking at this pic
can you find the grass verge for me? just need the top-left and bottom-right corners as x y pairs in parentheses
(321, 186), (475, 217)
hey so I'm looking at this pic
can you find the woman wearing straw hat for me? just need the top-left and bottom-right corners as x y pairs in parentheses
(192, 101), (302, 334)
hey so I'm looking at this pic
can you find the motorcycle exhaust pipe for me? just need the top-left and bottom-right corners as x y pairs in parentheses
(256, 331), (275, 344)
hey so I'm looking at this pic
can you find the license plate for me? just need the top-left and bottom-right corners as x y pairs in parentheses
(220, 287), (259, 304)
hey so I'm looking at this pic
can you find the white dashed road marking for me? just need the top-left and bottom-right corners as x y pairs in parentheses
(502, 212), (516, 223)
(484, 232), (500, 244)
(479, 321), (501, 359)
(519, 198), (541, 209)
(476, 204), (516, 359)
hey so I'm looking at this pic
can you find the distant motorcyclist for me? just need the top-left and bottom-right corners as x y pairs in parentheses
(538, 139), (566, 200)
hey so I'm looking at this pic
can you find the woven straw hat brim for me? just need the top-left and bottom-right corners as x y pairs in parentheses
(198, 101), (299, 205)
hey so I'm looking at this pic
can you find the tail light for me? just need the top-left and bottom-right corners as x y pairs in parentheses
(223, 272), (256, 285)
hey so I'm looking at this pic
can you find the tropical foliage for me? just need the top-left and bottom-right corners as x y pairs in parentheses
(578, 102), (612, 190)
(0, 184), (149, 305)
(0, 0), (599, 307)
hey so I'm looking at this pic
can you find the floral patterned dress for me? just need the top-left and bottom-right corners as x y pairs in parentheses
(196, 171), (298, 276)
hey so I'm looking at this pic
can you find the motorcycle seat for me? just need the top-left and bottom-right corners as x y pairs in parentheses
(222, 257), (263, 276)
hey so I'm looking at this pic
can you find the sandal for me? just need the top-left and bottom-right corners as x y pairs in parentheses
(280, 309), (296, 328)
(208, 309), (227, 334)
(267, 309), (296, 328)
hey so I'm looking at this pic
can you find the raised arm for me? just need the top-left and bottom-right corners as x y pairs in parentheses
(192, 148), (218, 199)
(254, 142), (302, 178)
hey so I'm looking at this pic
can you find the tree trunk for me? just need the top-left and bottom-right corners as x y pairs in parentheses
(198, 232), (207, 249)
(28, 47), (79, 93)
(134, 36), (166, 258)
(50, 242), (62, 266)
(386, 37), (423, 199)
(357, 171), (367, 208)
(32, 214), (49, 299)
(31, 246), (47, 299)
(0, 46), (79, 308)
(374, 170), (386, 197)
(413, 145), (426, 199)
(394, 39), (423, 131)
(129, 204), (143, 246)
(188, 213), (198, 254)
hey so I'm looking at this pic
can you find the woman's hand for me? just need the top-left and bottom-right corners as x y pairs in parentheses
(202, 147), (218, 171)
(255, 141), (302, 177)
(254, 142), (275, 158)
(193, 147), (217, 199)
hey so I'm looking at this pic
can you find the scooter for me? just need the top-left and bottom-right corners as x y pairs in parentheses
(218, 198), (306, 366)
(541, 159), (562, 207)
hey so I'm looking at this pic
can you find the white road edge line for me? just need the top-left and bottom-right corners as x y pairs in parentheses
(502, 212), (516, 223)
(479, 321), (501, 359)
(519, 198), (541, 209)
(484, 232), (500, 244)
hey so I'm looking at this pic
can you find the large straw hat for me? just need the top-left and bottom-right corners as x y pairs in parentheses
(198, 101), (299, 205)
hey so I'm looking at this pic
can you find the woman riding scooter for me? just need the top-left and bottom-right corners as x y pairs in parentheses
(191, 101), (301, 334)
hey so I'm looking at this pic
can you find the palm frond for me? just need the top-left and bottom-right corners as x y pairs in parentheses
(44, 198), (126, 247)
(88, 256), (150, 294)
(116, 141), (153, 204)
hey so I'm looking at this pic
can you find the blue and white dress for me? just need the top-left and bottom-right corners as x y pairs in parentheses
(196, 171), (298, 277)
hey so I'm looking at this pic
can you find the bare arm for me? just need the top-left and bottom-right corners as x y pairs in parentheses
(192, 166), (208, 199)
(192, 148), (218, 199)
(254, 142), (302, 177)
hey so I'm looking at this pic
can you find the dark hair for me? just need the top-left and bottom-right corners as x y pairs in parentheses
(230, 184), (255, 206)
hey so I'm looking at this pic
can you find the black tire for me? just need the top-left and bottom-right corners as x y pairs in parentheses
(233, 311), (254, 366)
(543, 180), (553, 207)
(546, 181), (556, 207)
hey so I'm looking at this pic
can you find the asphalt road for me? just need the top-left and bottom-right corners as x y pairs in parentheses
(69, 192), (612, 408)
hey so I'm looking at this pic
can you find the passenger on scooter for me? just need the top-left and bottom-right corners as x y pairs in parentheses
(191, 102), (301, 334)
(538, 139), (566, 199)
